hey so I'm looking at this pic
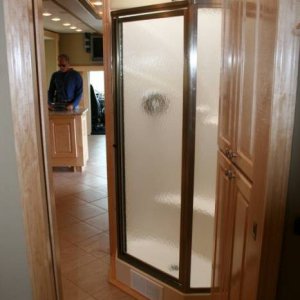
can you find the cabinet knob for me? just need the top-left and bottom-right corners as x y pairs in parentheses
(228, 150), (238, 160)
(225, 169), (236, 179)
(225, 148), (230, 157)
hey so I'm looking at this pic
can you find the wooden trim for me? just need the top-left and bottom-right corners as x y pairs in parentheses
(117, 10), (185, 23)
(258, 0), (300, 299)
(3, 0), (58, 299)
(44, 30), (59, 40)
(72, 65), (104, 71)
(103, 0), (118, 281)
(78, 0), (102, 20)
(33, 0), (62, 298)
(111, 1), (188, 17)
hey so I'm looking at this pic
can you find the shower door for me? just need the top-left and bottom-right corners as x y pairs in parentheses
(112, 1), (222, 293)
(113, 5), (185, 287)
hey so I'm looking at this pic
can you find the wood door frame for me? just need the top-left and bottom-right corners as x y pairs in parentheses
(6, 0), (298, 299)
(2, 0), (61, 299)
(257, 0), (300, 298)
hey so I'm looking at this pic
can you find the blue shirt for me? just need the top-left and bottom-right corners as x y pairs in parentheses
(48, 69), (83, 108)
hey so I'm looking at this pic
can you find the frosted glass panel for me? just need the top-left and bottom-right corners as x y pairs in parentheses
(191, 8), (222, 287)
(123, 16), (184, 277)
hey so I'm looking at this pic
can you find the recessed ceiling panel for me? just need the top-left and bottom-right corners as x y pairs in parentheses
(43, 0), (102, 33)
(110, 0), (178, 11)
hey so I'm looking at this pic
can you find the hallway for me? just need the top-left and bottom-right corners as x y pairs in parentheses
(53, 135), (133, 300)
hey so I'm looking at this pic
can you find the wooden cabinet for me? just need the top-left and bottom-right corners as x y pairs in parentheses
(213, 151), (255, 300)
(213, 152), (235, 300)
(219, 0), (260, 181)
(49, 108), (88, 171)
(229, 164), (252, 300)
(213, 0), (277, 299)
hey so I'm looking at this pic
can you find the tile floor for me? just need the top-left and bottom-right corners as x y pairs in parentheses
(53, 135), (134, 300)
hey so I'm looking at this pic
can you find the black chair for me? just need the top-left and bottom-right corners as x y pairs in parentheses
(90, 84), (105, 134)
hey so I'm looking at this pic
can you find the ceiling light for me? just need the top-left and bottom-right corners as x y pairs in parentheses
(76, 29), (82, 32)
(93, 1), (103, 5)
(70, 26), (77, 29)
(51, 17), (61, 22)
(63, 23), (71, 26)
(43, 12), (52, 17)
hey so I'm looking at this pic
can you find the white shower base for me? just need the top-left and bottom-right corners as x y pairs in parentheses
(127, 237), (212, 288)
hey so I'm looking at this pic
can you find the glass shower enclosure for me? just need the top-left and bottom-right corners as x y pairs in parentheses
(112, 0), (222, 293)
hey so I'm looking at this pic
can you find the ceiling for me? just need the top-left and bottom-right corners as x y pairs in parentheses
(42, 0), (176, 34)
(43, 0), (103, 33)
(110, 0), (174, 11)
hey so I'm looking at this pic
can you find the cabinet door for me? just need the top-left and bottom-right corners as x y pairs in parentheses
(218, 0), (242, 157)
(49, 118), (77, 158)
(233, 0), (260, 180)
(212, 152), (235, 300)
(220, 0), (261, 182)
(229, 165), (255, 300)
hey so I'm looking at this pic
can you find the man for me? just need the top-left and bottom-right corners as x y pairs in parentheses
(48, 54), (83, 110)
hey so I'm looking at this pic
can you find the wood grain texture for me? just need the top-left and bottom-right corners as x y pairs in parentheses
(257, 0), (300, 299)
(33, 0), (62, 298)
(49, 112), (88, 169)
(103, 0), (118, 276)
(3, 0), (57, 298)
(214, 0), (300, 299)
(212, 152), (234, 300)
(229, 165), (252, 300)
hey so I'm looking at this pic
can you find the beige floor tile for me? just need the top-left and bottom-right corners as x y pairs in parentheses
(92, 282), (135, 300)
(64, 260), (109, 295)
(90, 198), (108, 210)
(85, 169), (107, 178)
(74, 189), (107, 202)
(60, 245), (98, 274)
(66, 204), (107, 221)
(75, 234), (109, 258)
(84, 177), (108, 189)
(58, 238), (74, 252)
(56, 212), (81, 229)
(84, 214), (108, 231)
(59, 184), (91, 197)
(56, 197), (88, 210)
(99, 253), (110, 265)
(62, 278), (92, 300)
(56, 194), (87, 203)
(54, 136), (130, 299)
(89, 186), (108, 195)
(59, 222), (101, 243)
